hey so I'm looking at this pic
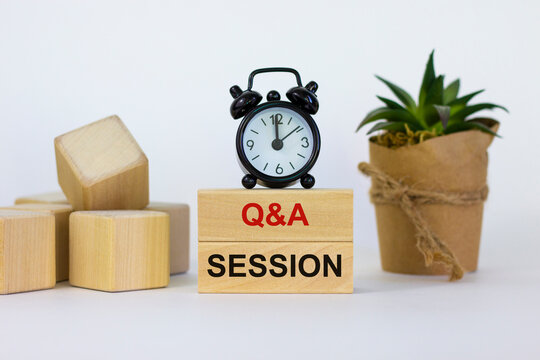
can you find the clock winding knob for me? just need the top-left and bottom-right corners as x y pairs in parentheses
(230, 85), (243, 99)
(267, 90), (281, 101)
(305, 81), (318, 93)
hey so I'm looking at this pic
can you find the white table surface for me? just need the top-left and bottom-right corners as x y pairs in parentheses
(1, 240), (538, 360)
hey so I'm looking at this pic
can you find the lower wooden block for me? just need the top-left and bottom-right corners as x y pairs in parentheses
(69, 211), (170, 292)
(0, 203), (73, 282)
(145, 202), (189, 274)
(15, 191), (69, 205)
(198, 242), (353, 293)
(0, 210), (56, 294)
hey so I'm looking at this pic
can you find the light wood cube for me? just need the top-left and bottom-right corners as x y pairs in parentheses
(0, 210), (55, 294)
(15, 191), (69, 205)
(145, 202), (189, 274)
(70, 211), (169, 292)
(54, 115), (149, 210)
(0, 204), (73, 282)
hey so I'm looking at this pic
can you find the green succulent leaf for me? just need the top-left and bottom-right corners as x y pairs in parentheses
(433, 105), (451, 129)
(355, 107), (387, 132)
(444, 119), (500, 137)
(425, 75), (445, 106)
(366, 121), (407, 135)
(376, 96), (405, 110)
(448, 89), (484, 107)
(375, 75), (417, 111)
(423, 75), (445, 127)
(443, 79), (460, 104)
(451, 102), (509, 121)
(467, 120), (501, 137)
(356, 107), (418, 132)
(418, 50), (435, 107)
(443, 122), (469, 134)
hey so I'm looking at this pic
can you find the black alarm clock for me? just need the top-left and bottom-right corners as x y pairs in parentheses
(230, 67), (321, 189)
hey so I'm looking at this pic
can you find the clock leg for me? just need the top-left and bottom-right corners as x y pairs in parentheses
(300, 174), (315, 189)
(242, 174), (257, 189)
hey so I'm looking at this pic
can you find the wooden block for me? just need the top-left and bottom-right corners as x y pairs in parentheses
(0, 210), (55, 294)
(145, 202), (189, 274)
(198, 189), (354, 293)
(198, 189), (353, 242)
(54, 115), (149, 210)
(69, 210), (169, 292)
(198, 242), (353, 293)
(0, 204), (73, 282)
(15, 191), (69, 205)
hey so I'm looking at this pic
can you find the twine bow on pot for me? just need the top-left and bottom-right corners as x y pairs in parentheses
(358, 162), (489, 281)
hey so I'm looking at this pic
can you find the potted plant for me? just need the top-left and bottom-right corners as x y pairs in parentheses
(356, 51), (507, 281)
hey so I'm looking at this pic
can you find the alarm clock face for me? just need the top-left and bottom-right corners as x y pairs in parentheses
(238, 103), (320, 181)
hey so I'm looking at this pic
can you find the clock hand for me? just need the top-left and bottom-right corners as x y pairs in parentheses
(274, 116), (280, 141)
(271, 116), (284, 151)
(280, 126), (300, 142)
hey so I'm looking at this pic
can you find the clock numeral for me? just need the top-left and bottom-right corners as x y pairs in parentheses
(261, 118), (267, 126)
(289, 162), (295, 170)
(301, 137), (310, 148)
(288, 117), (292, 125)
(270, 113), (283, 125)
(250, 129), (259, 134)
(251, 155), (260, 161)
(263, 163), (268, 171)
(275, 163), (283, 175)
(297, 153), (305, 158)
(295, 127), (304, 133)
(246, 140), (254, 150)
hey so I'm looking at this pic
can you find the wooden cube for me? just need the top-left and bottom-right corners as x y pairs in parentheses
(15, 191), (69, 205)
(69, 211), (169, 292)
(54, 115), (149, 211)
(0, 210), (55, 294)
(198, 189), (354, 293)
(145, 202), (189, 274)
(0, 204), (73, 282)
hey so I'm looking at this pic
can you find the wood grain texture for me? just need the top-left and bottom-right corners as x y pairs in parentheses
(54, 115), (149, 210)
(15, 191), (69, 205)
(0, 204), (73, 281)
(69, 211), (169, 292)
(145, 202), (189, 274)
(198, 189), (353, 242)
(198, 242), (353, 293)
(0, 210), (55, 294)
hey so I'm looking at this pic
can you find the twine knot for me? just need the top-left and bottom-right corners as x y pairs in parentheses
(394, 185), (409, 202)
(358, 162), (489, 281)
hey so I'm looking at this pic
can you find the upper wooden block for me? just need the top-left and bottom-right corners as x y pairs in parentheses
(198, 189), (353, 242)
(0, 204), (73, 282)
(54, 115), (149, 210)
(15, 191), (69, 205)
(145, 202), (190, 274)
(69, 210), (169, 292)
(0, 210), (56, 294)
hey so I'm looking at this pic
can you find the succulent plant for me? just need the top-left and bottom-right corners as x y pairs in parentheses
(356, 51), (507, 140)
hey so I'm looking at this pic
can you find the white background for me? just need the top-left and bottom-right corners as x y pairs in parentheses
(1, 0), (539, 359)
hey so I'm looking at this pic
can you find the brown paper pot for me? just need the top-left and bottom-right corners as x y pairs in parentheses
(368, 123), (497, 275)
